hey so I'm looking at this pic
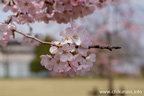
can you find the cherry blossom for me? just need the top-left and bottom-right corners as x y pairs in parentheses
(40, 54), (53, 70)
(0, 0), (117, 77)
(0, 23), (16, 46)
(1, 0), (109, 24)
(40, 22), (96, 76)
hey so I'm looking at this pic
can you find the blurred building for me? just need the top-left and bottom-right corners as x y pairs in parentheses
(0, 41), (34, 78)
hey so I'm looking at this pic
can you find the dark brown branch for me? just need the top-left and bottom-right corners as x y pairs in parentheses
(88, 45), (121, 51)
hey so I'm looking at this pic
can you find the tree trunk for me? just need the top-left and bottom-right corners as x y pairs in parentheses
(106, 32), (114, 96)
(4, 62), (9, 78)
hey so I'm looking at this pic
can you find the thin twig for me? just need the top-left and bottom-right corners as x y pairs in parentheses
(14, 30), (59, 46)
(13, 30), (121, 51)
(27, 23), (33, 33)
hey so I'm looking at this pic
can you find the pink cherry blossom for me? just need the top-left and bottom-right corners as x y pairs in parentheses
(0, 0), (118, 77)
(40, 21), (96, 76)
(0, 23), (16, 46)
(2, 0), (107, 24)
(17, 0), (32, 12)
(51, 54), (71, 73)
(50, 46), (58, 54)
(40, 54), (53, 70)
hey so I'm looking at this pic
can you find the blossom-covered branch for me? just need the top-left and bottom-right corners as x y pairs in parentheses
(0, 0), (119, 76)
(0, 21), (121, 76)
(14, 30), (121, 51)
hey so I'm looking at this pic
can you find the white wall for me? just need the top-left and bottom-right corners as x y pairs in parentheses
(0, 63), (5, 77)
(0, 62), (31, 78)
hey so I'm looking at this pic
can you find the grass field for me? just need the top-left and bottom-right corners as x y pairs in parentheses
(0, 78), (143, 96)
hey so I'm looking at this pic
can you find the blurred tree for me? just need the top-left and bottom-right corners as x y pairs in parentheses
(141, 65), (144, 77)
(82, 0), (144, 77)
(80, 1), (144, 96)
(30, 35), (54, 72)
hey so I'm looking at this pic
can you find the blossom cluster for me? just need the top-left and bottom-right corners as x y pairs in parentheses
(0, 22), (16, 46)
(40, 22), (96, 76)
(1, 0), (106, 24)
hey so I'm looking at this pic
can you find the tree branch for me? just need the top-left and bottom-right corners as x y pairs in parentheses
(14, 30), (121, 51)
(88, 45), (121, 51)
(14, 30), (59, 46)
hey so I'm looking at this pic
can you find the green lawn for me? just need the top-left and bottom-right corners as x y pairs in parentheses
(0, 78), (143, 96)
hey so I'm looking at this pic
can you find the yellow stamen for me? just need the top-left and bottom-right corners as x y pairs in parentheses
(74, 0), (78, 3)
(66, 36), (69, 40)
(56, 60), (60, 64)
(48, 58), (52, 61)
(87, 59), (90, 62)
(63, 51), (67, 54)
(24, 2), (28, 6)
(85, 7), (89, 10)
(73, 35), (78, 39)
(79, 46), (83, 49)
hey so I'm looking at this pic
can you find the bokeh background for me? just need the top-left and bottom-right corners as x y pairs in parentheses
(0, 0), (144, 96)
